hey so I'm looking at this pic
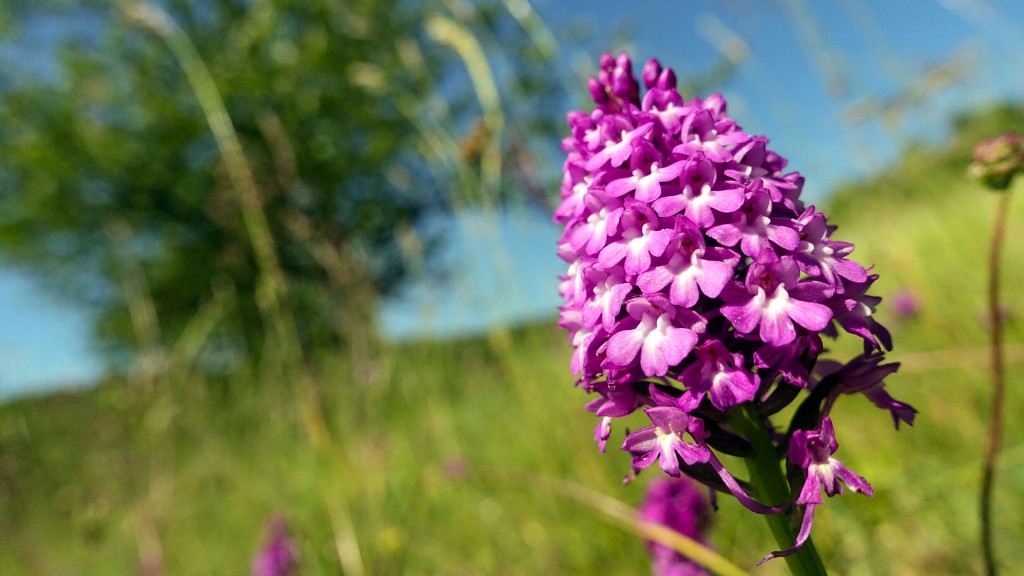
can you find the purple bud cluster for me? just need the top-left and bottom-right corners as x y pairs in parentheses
(556, 53), (915, 561)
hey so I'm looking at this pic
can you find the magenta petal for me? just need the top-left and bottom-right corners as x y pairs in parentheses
(594, 417), (611, 452)
(598, 241), (629, 269)
(790, 281), (833, 303)
(658, 160), (686, 181)
(658, 445), (681, 476)
(835, 465), (874, 497)
(638, 266), (673, 294)
(740, 233), (771, 259)
(708, 186), (745, 213)
(721, 294), (763, 334)
(583, 226), (608, 255)
(652, 194), (687, 217)
(640, 342), (669, 376)
(633, 449), (658, 470)
(647, 229), (675, 257)
(606, 176), (637, 197)
(621, 425), (658, 455)
(663, 327), (698, 364)
(787, 299), (832, 331)
(706, 223), (742, 247)
(695, 258), (733, 299)
(635, 176), (662, 202)
(709, 369), (758, 410)
(603, 284), (632, 330)
(797, 471), (824, 505)
(623, 245), (653, 275)
(669, 274), (701, 308)
(681, 199), (714, 229)
(760, 308), (796, 346)
(640, 326), (696, 376)
(833, 258), (868, 283)
(605, 329), (643, 367)
(767, 223), (799, 250)
(675, 442), (709, 466)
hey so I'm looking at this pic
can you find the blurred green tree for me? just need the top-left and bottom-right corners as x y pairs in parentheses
(0, 0), (564, 373)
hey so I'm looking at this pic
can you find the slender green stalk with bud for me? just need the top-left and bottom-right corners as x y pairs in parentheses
(969, 132), (1024, 576)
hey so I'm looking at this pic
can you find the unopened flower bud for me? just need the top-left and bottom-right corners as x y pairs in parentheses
(969, 133), (1024, 190)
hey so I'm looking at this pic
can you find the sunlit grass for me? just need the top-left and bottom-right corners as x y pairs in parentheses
(2, 114), (1024, 574)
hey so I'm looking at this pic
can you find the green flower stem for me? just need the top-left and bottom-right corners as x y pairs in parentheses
(732, 405), (828, 576)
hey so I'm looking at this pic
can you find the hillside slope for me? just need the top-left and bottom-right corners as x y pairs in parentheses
(2, 104), (1024, 575)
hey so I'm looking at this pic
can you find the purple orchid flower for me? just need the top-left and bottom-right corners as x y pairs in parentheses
(639, 477), (713, 576)
(251, 517), (297, 576)
(583, 268), (632, 331)
(829, 274), (893, 351)
(673, 108), (745, 162)
(602, 295), (703, 377)
(586, 119), (655, 171)
(707, 185), (800, 258)
(794, 207), (867, 289)
(819, 352), (916, 428)
(555, 52), (913, 566)
(605, 139), (687, 202)
(758, 418), (872, 565)
(721, 256), (833, 346)
(680, 341), (760, 411)
(598, 203), (676, 276)
(557, 307), (600, 377)
(791, 418), (874, 505)
(622, 402), (711, 477)
(637, 222), (738, 308)
(568, 191), (624, 256)
(759, 418), (872, 565)
(586, 381), (645, 451)
(555, 161), (594, 223)
(651, 156), (746, 228)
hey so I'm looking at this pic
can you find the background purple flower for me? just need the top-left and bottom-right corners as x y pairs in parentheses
(252, 516), (297, 576)
(891, 289), (920, 318)
(639, 477), (713, 576)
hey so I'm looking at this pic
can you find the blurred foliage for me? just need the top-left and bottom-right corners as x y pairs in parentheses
(0, 0), (564, 370)
(830, 102), (1024, 217)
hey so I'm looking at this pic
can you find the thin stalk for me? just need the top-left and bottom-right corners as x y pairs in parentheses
(500, 471), (751, 576)
(122, 5), (365, 575)
(982, 191), (1011, 576)
(425, 15), (504, 208)
(732, 406), (828, 576)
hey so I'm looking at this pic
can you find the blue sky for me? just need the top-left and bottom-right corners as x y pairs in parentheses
(381, 0), (1024, 339)
(5, 0), (1024, 396)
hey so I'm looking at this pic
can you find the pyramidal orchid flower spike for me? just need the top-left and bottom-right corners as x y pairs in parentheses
(556, 52), (914, 572)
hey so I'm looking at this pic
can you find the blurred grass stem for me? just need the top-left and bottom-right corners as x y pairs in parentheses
(121, 4), (365, 575)
(426, 15), (504, 208)
(501, 471), (750, 576)
(982, 191), (1011, 576)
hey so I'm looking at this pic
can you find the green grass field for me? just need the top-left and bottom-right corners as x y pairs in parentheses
(2, 106), (1024, 575)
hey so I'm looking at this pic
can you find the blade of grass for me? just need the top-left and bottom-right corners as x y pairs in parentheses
(484, 468), (751, 576)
